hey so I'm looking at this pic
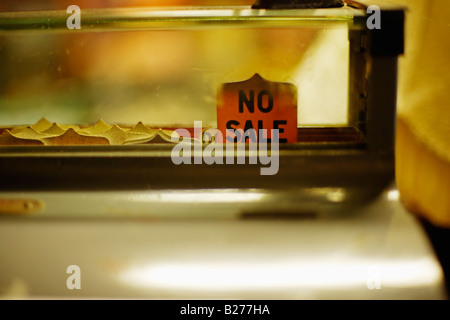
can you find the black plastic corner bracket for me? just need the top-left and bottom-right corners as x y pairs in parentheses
(368, 9), (405, 56)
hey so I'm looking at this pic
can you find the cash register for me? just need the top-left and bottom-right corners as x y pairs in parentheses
(0, 0), (446, 299)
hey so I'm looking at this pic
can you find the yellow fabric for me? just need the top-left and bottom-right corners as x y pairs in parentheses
(393, 0), (450, 227)
(395, 0), (450, 161)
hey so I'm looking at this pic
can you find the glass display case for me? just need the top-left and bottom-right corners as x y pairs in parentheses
(0, 0), (404, 214)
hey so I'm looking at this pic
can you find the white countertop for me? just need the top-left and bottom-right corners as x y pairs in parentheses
(0, 185), (446, 299)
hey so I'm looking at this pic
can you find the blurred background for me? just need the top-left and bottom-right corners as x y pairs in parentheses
(0, 0), (250, 11)
(0, 0), (349, 128)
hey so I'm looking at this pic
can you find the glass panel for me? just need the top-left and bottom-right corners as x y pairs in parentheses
(0, 7), (365, 141)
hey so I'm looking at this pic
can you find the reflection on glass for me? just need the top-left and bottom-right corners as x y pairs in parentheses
(0, 7), (352, 130)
